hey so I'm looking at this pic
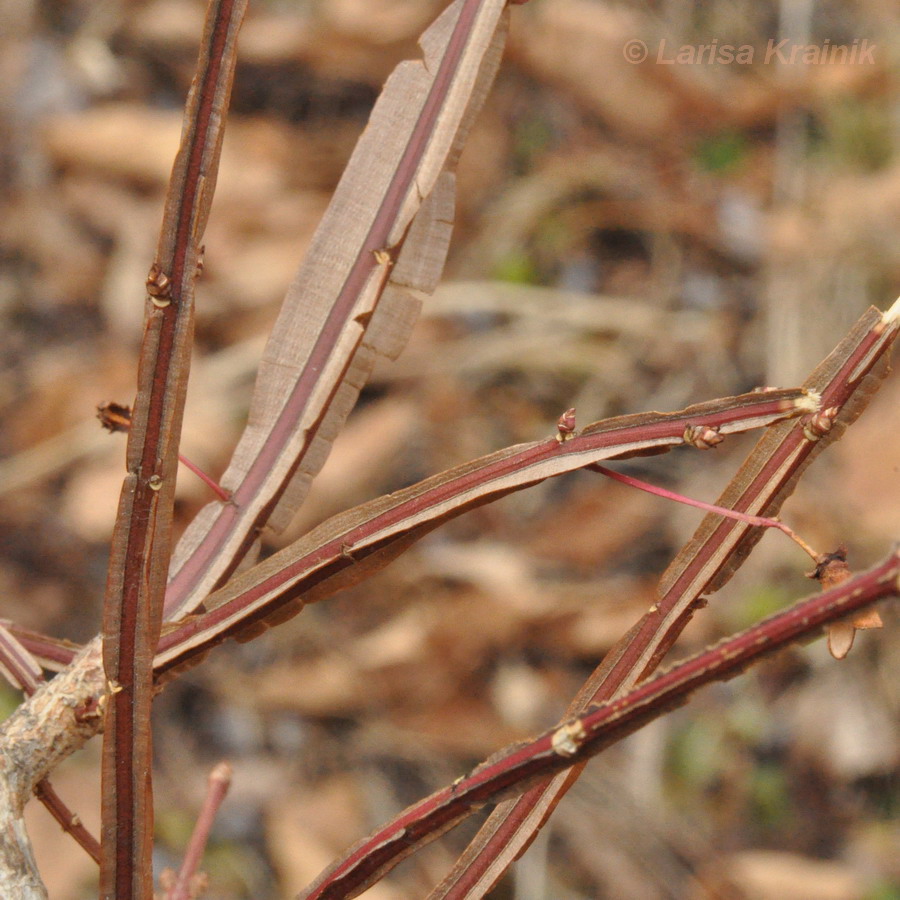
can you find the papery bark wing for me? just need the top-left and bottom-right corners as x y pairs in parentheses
(427, 301), (900, 900)
(155, 389), (813, 676)
(660, 302), (899, 599)
(165, 0), (512, 621)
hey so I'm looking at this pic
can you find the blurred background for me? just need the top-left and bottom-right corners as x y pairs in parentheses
(0, 0), (899, 897)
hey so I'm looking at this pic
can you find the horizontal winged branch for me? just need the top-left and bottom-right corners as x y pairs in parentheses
(298, 550), (900, 900)
(154, 388), (814, 675)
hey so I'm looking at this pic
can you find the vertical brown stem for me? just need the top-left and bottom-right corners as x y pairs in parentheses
(99, 2), (246, 897)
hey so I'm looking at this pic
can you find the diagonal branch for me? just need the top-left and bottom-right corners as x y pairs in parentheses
(0, 625), (43, 696)
(297, 549), (900, 900)
(99, 1), (247, 897)
(430, 298), (900, 898)
(164, 0), (513, 622)
(154, 389), (814, 676)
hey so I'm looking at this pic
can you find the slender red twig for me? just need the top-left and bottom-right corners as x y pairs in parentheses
(176, 454), (231, 503)
(154, 389), (813, 676)
(589, 463), (821, 562)
(33, 781), (102, 865)
(165, 762), (232, 900)
(98, 403), (231, 502)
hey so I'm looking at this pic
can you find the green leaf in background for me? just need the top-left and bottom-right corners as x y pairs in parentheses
(693, 130), (750, 174)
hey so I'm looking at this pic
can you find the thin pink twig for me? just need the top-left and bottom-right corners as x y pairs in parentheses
(166, 762), (232, 900)
(34, 781), (102, 865)
(589, 464), (822, 562)
(177, 454), (231, 503)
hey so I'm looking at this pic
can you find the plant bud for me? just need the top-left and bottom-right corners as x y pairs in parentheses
(802, 406), (839, 442)
(683, 424), (723, 449)
(146, 262), (172, 307)
(96, 401), (132, 433)
(555, 408), (577, 443)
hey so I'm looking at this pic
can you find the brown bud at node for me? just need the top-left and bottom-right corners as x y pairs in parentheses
(809, 547), (883, 659)
(146, 263), (172, 307)
(555, 408), (577, 443)
(802, 406), (839, 442)
(683, 424), (723, 450)
(74, 694), (105, 724)
(807, 546), (850, 587)
(551, 719), (586, 756)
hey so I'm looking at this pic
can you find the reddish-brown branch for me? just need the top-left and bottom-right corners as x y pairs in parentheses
(0, 625), (43, 695)
(0, 621), (79, 672)
(99, 1), (247, 897)
(162, 0), (512, 621)
(299, 549), (900, 900)
(33, 781), (102, 865)
(432, 300), (899, 898)
(154, 389), (813, 676)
